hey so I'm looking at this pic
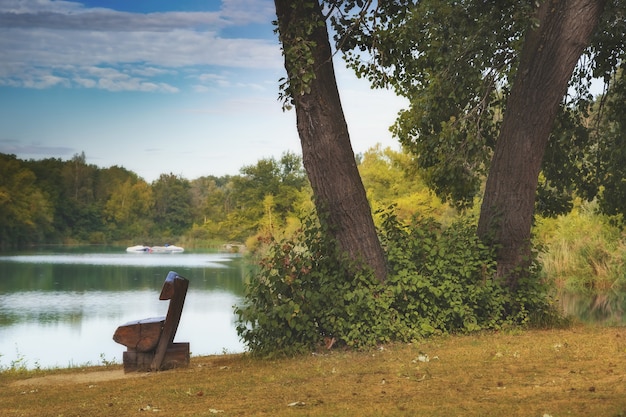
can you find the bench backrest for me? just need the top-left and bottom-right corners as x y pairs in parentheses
(151, 271), (189, 370)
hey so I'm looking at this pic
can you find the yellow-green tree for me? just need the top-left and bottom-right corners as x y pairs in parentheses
(104, 178), (153, 240)
(358, 145), (451, 223)
(0, 154), (52, 248)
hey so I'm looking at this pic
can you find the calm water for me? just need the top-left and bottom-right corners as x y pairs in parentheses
(1, 247), (624, 370)
(0, 247), (248, 369)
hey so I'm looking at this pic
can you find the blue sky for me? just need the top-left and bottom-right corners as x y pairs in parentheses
(0, 0), (406, 182)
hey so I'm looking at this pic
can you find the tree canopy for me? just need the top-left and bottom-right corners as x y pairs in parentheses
(331, 0), (625, 214)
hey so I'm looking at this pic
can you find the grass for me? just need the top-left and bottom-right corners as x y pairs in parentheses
(535, 201), (626, 292)
(2, 325), (626, 416)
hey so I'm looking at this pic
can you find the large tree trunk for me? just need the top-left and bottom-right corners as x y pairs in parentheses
(274, 0), (387, 281)
(477, 0), (606, 288)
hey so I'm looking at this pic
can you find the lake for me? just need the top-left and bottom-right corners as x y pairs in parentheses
(0, 247), (248, 370)
(1, 247), (624, 370)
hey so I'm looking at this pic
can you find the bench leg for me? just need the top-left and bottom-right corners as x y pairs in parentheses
(122, 343), (190, 372)
(160, 343), (190, 370)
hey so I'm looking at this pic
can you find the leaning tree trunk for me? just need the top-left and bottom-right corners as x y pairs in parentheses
(274, 0), (387, 281)
(477, 0), (606, 288)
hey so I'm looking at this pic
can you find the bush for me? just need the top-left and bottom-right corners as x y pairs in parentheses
(235, 215), (394, 356)
(235, 210), (559, 356)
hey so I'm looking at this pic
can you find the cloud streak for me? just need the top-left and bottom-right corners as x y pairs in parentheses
(0, 139), (75, 157)
(0, 11), (226, 31)
(0, 0), (281, 92)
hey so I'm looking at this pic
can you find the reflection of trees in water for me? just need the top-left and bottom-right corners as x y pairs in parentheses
(0, 255), (248, 295)
(559, 290), (626, 324)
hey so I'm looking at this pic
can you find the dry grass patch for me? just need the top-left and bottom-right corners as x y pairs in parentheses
(2, 325), (626, 416)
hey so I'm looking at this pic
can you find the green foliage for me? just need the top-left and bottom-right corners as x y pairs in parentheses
(236, 215), (395, 356)
(104, 178), (154, 241)
(152, 173), (193, 236)
(274, 1), (326, 110)
(381, 211), (559, 332)
(0, 154), (53, 248)
(380, 212), (503, 336)
(358, 145), (455, 224)
(0, 150), (309, 248)
(594, 69), (626, 217)
(329, 0), (626, 217)
(535, 200), (626, 292)
(331, 0), (533, 207)
(236, 209), (558, 356)
(205, 152), (310, 242)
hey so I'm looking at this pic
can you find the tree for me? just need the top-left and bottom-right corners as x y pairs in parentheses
(58, 151), (105, 241)
(476, 0), (607, 285)
(213, 153), (309, 241)
(274, 0), (387, 281)
(25, 156), (69, 239)
(358, 145), (449, 223)
(0, 154), (52, 248)
(63, 151), (94, 203)
(104, 178), (153, 240)
(152, 173), (193, 237)
(332, 0), (620, 287)
(592, 69), (626, 217)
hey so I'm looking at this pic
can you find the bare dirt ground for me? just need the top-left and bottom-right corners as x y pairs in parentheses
(11, 369), (150, 386)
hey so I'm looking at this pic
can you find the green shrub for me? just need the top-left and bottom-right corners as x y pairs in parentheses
(235, 215), (396, 356)
(236, 210), (559, 356)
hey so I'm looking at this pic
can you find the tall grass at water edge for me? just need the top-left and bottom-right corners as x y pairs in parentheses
(535, 200), (626, 292)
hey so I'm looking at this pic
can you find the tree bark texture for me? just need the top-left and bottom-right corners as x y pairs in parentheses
(274, 0), (387, 282)
(477, 0), (606, 287)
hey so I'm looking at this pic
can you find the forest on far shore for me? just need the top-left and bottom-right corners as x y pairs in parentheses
(2, 145), (449, 250)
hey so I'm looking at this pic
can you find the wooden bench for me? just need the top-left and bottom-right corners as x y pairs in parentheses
(113, 271), (190, 372)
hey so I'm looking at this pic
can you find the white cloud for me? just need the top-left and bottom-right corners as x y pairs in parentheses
(0, 0), (85, 14)
(73, 77), (96, 88)
(0, 0), (275, 28)
(193, 72), (231, 89)
(92, 71), (180, 93)
(0, 0), (281, 91)
(220, 0), (276, 25)
(192, 84), (211, 93)
(129, 66), (177, 77)
(1, 28), (279, 68)
(0, 10), (226, 31)
(0, 63), (180, 92)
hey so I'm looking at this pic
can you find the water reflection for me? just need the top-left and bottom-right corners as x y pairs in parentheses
(559, 290), (626, 325)
(0, 250), (248, 369)
(0, 253), (245, 294)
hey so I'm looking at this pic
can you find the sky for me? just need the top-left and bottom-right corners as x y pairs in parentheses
(0, 0), (407, 183)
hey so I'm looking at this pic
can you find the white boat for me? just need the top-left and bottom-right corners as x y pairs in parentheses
(150, 244), (184, 253)
(126, 245), (151, 253)
(126, 244), (184, 253)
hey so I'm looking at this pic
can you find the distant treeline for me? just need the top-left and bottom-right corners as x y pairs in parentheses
(0, 146), (451, 251)
(0, 151), (311, 250)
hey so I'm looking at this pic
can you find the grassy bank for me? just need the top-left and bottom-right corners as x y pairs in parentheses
(2, 325), (625, 416)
